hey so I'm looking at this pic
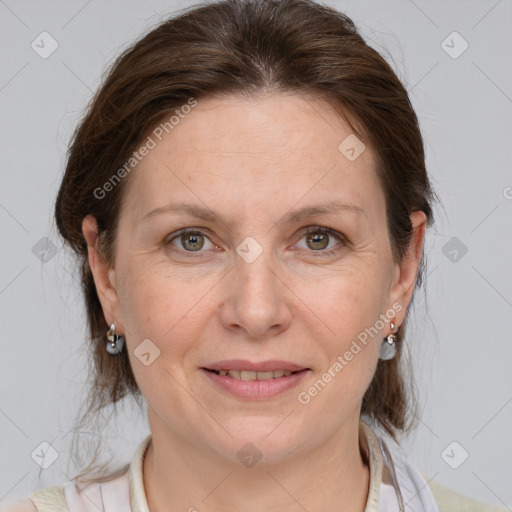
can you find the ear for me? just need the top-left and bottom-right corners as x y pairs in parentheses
(82, 214), (124, 333)
(387, 210), (427, 325)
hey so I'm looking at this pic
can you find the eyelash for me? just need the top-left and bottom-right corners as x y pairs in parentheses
(165, 226), (347, 258)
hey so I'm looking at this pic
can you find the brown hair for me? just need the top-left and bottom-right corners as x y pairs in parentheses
(55, 0), (437, 483)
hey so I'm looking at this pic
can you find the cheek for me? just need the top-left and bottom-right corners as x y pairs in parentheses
(295, 265), (387, 390)
(297, 278), (382, 420)
(297, 262), (389, 341)
(116, 266), (211, 408)
(117, 262), (205, 349)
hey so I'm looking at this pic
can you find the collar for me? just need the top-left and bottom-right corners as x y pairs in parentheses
(127, 419), (387, 512)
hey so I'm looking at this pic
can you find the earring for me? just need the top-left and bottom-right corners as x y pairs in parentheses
(106, 323), (125, 355)
(379, 321), (398, 360)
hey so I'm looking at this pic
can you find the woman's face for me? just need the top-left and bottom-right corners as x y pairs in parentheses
(85, 93), (425, 464)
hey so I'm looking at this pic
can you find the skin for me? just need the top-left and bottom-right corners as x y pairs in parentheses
(83, 92), (426, 512)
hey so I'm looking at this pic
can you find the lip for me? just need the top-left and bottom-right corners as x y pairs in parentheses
(201, 367), (310, 400)
(203, 359), (309, 372)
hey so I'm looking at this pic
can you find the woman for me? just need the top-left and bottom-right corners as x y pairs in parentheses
(3, 0), (506, 510)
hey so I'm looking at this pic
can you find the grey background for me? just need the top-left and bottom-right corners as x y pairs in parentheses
(1, 0), (511, 508)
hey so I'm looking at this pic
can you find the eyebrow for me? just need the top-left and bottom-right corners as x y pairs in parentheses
(139, 200), (363, 226)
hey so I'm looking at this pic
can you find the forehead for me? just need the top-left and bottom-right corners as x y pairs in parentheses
(122, 93), (383, 225)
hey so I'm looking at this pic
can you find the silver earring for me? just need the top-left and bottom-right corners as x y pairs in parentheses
(379, 321), (398, 360)
(106, 323), (125, 355)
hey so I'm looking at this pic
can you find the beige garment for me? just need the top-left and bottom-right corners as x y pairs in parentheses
(4, 420), (504, 512)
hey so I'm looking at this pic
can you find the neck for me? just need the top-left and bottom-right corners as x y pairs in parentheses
(143, 412), (371, 512)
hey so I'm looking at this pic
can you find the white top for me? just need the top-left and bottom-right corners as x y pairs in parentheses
(46, 419), (439, 512)
(18, 419), (507, 511)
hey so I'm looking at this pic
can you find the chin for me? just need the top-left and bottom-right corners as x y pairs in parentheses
(202, 421), (306, 467)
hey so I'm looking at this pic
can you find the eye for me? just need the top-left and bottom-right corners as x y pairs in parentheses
(165, 226), (347, 258)
(166, 228), (217, 256)
(295, 226), (347, 257)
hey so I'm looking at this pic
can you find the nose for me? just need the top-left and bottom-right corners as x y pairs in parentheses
(219, 245), (293, 340)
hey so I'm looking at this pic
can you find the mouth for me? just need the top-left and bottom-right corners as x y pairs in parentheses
(200, 364), (311, 400)
(202, 368), (304, 380)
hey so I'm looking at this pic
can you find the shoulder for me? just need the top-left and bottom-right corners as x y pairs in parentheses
(0, 463), (132, 512)
(0, 485), (68, 512)
(374, 435), (507, 512)
(0, 498), (38, 512)
(426, 476), (508, 512)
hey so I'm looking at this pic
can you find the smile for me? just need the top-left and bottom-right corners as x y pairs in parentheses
(207, 369), (297, 380)
(201, 368), (310, 399)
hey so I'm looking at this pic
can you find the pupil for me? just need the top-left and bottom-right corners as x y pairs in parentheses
(308, 232), (328, 250)
(183, 233), (204, 251)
